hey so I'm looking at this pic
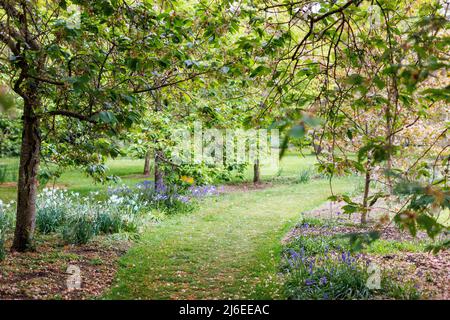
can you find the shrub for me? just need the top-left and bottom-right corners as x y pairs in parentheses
(36, 189), (70, 234)
(96, 211), (123, 234)
(36, 206), (66, 234)
(62, 213), (97, 245)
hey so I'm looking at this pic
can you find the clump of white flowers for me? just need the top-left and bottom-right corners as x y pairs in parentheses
(35, 187), (157, 244)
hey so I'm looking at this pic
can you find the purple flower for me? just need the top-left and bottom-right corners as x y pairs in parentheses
(287, 258), (294, 268)
(305, 279), (315, 286)
(341, 251), (353, 266)
(178, 195), (190, 203)
(320, 276), (327, 285)
(308, 260), (315, 275)
(188, 185), (218, 198)
(289, 248), (299, 259)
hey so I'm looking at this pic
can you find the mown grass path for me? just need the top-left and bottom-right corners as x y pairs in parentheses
(106, 178), (358, 299)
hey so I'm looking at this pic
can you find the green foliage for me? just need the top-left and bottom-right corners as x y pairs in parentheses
(0, 115), (21, 157)
(0, 0), (446, 270)
(62, 214), (97, 245)
(283, 226), (421, 300)
(35, 188), (156, 244)
(36, 206), (66, 234)
(283, 249), (372, 300)
(426, 237), (450, 254)
(96, 211), (125, 235)
(0, 87), (16, 113)
(393, 179), (449, 246)
(366, 239), (426, 255)
(296, 169), (312, 184)
(340, 231), (381, 252)
(0, 0), (246, 198)
(0, 200), (14, 260)
(0, 216), (8, 260)
(0, 165), (10, 184)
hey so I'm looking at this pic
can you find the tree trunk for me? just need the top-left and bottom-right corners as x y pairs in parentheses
(253, 159), (261, 184)
(12, 99), (41, 252)
(152, 89), (164, 192)
(154, 150), (164, 192)
(361, 168), (371, 225)
(311, 132), (322, 155)
(385, 108), (393, 194)
(143, 149), (151, 176)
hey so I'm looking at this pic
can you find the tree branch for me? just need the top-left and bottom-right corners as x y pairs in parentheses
(132, 71), (208, 94)
(45, 110), (99, 123)
(27, 74), (65, 86)
(291, 0), (362, 60)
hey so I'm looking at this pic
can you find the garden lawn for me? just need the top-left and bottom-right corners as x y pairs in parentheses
(106, 176), (359, 299)
(0, 152), (317, 202)
(0, 158), (149, 202)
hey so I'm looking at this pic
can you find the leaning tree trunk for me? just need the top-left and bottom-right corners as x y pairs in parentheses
(253, 159), (261, 184)
(12, 99), (41, 252)
(143, 149), (151, 176)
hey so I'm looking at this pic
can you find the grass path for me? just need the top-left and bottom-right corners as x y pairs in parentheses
(106, 177), (359, 300)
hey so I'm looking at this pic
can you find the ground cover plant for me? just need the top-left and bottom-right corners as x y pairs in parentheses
(282, 218), (422, 300)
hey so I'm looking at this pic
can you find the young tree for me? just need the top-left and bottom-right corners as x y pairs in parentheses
(0, 0), (236, 251)
(239, 0), (449, 236)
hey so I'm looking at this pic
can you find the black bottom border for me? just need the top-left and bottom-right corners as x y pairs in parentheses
(0, 300), (446, 319)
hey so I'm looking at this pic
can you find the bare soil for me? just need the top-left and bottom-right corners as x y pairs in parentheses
(0, 236), (129, 300)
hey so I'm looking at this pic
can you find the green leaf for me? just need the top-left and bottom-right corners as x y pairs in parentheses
(95, 111), (118, 124)
(289, 125), (305, 138)
(416, 214), (443, 239)
(250, 65), (271, 78)
(373, 76), (385, 90)
(342, 204), (359, 214)
(345, 74), (365, 85)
